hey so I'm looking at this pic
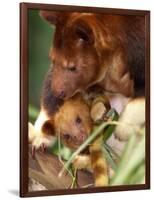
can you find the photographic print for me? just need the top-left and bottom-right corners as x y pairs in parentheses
(20, 3), (150, 197)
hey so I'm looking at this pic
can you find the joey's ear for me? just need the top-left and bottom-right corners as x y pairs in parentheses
(39, 10), (68, 25)
(41, 119), (55, 136)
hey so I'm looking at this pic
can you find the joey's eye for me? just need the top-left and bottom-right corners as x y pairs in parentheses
(63, 133), (71, 140)
(76, 116), (82, 124)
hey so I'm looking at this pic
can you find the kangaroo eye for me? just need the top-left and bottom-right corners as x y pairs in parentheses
(76, 26), (91, 43)
(76, 116), (82, 124)
(68, 65), (77, 72)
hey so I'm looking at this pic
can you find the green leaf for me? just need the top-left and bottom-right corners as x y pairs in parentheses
(102, 145), (117, 171)
(103, 109), (119, 141)
(111, 134), (145, 185)
(29, 104), (39, 119)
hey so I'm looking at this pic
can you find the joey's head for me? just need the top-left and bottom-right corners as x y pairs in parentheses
(54, 95), (92, 150)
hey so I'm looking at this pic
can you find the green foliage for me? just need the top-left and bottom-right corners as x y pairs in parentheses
(103, 109), (119, 141)
(111, 133), (145, 185)
(28, 104), (39, 123)
(28, 9), (54, 108)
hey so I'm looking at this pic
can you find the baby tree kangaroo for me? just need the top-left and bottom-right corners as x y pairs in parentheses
(29, 94), (111, 187)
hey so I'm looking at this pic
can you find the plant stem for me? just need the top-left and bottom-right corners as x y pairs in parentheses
(104, 143), (120, 160)
(102, 146), (117, 171)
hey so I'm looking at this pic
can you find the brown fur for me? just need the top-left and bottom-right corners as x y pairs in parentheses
(40, 11), (145, 108)
(89, 135), (109, 186)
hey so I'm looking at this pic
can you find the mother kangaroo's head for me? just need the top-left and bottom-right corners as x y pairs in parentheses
(40, 11), (140, 99)
(40, 11), (113, 99)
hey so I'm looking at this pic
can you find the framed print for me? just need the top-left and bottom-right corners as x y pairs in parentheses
(20, 2), (150, 197)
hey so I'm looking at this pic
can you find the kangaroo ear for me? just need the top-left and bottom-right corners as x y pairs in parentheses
(39, 10), (68, 25)
(42, 119), (55, 136)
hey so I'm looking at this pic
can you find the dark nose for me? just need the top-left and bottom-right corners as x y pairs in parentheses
(58, 90), (66, 99)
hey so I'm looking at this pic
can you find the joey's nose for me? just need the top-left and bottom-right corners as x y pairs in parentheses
(58, 90), (66, 99)
(74, 133), (87, 143)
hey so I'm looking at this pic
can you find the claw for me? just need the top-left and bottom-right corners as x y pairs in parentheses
(41, 143), (46, 152)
